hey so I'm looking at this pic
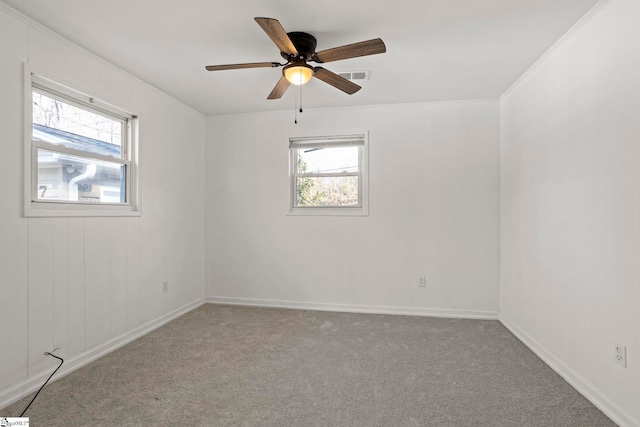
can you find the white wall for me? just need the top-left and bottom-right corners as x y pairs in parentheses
(206, 100), (500, 317)
(0, 6), (206, 407)
(500, 0), (640, 425)
(8, 0), (636, 423)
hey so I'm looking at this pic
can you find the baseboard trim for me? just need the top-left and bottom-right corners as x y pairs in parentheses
(0, 298), (206, 411)
(500, 315), (638, 427)
(206, 296), (499, 320)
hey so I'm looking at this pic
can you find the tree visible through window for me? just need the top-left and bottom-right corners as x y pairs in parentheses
(290, 134), (368, 214)
(296, 155), (324, 206)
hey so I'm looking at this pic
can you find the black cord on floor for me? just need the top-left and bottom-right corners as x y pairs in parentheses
(20, 352), (64, 417)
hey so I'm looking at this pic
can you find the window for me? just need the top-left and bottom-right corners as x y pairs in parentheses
(25, 71), (139, 217)
(289, 133), (368, 215)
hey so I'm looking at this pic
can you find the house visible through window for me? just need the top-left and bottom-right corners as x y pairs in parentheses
(26, 72), (139, 216)
(289, 133), (368, 215)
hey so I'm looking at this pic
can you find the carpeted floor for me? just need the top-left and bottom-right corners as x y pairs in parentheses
(2, 304), (616, 426)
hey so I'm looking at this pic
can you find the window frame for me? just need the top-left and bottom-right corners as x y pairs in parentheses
(288, 132), (369, 216)
(24, 67), (140, 217)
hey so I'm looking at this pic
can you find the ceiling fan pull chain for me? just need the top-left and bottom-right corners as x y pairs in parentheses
(299, 82), (303, 113)
(294, 95), (298, 124)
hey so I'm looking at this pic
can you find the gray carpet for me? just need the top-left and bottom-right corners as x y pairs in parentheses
(3, 304), (616, 426)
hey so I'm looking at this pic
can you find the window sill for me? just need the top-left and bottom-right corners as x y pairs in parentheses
(287, 206), (369, 217)
(25, 202), (141, 218)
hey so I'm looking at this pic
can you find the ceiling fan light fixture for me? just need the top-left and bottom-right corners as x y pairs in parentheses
(283, 64), (314, 85)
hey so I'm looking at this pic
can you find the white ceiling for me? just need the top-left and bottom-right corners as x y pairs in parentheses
(3, 0), (600, 116)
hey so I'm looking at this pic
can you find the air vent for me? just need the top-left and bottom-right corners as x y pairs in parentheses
(337, 71), (370, 81)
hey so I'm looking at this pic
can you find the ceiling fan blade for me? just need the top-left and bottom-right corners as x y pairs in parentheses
(268, 76), (291, 99)
(255, 17), (298, 56)
(313, 67), (361, 95)
(313, 38), (386, 63)
(205, 62), (281, 71)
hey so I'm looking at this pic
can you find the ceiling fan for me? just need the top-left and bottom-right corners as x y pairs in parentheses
(205, 17), (386, 100)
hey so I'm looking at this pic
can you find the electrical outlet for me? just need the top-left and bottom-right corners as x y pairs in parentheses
(163, 281), (168, 293)
(615, 343), (627, 367)
(418, 276), (427, 287)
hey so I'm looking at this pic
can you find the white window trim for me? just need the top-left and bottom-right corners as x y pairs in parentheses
(23, 65), (141, 217)
(288, 132), (369, 216)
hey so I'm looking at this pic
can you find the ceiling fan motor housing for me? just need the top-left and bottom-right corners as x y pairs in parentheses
(283, 32), (318, 61)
